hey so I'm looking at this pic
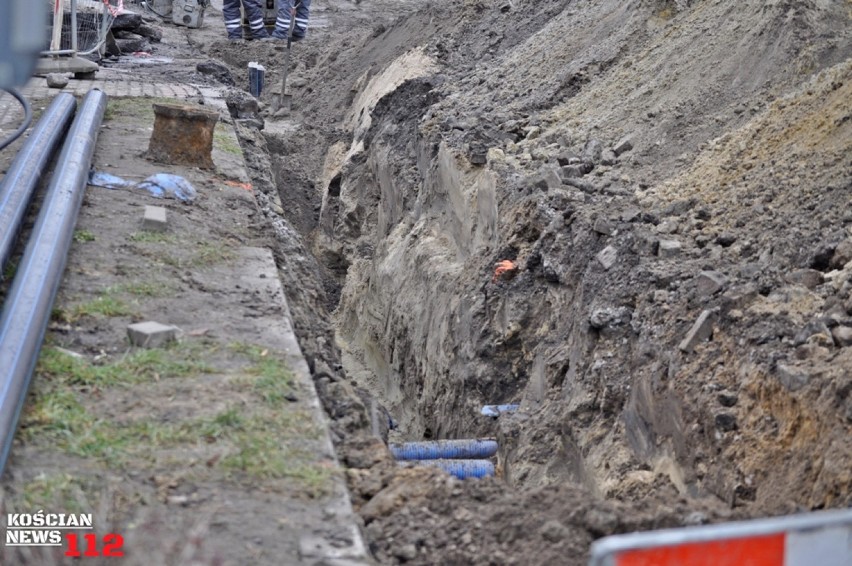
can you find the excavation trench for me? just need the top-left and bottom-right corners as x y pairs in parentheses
(223, 0), (852, 562)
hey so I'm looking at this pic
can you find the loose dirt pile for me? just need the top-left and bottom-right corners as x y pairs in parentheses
(238, 0), (849, 563)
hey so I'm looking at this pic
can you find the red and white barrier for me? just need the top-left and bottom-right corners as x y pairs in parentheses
(589, 508), (852, 566)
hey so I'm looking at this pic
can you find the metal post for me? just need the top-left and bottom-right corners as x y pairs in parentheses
(70, 0), (78, 53)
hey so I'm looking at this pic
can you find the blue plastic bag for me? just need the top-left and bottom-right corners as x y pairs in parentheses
(88, 171), (197, 203)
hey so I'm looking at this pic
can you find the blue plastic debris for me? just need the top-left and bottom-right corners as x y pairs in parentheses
(136, 173), (197, 202)
(480, 404), (520, 418)
(400, 459), (495, 479)
(88, 171), (133, 189)
(390, 439), (498, 461)
(88, 170), (197, 203)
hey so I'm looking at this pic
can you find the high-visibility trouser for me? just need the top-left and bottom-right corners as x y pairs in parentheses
(222, 0), (267, 38)
(273, 0), (311, 37)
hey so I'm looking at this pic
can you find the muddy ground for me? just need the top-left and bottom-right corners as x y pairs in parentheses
(2, 0), (852, 564)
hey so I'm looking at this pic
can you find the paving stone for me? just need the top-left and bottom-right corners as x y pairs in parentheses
(127, 321), (176, 348)
(696, 270), (727, 297)
(597, 245), (617, 270)
(593, 217), (615, 236)
(658, 239), (682, 258)
(679, 309), (715, 353)
(612, 135), (634, 156)
(537, 165), (563, 190)
(143, 205), (167, 231)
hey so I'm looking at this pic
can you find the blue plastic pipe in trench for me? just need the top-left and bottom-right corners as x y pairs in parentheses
(390, 438), (498, 461)
(400, 459), (495, 479)
(0, 93), (77, 271)
(0, 89), (107, 474)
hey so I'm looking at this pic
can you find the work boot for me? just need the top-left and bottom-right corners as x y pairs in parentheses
(249, 28), (270, 40)
(228, 35), (245, 43)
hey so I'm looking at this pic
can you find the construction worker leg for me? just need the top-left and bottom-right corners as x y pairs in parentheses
(243, 0), (269, 39)
(293, 0), (311, 38)
(222, 0), (243, 39)
(272, 0), (294, 39)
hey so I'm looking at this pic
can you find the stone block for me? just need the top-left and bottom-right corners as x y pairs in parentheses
(127, 321), (176, 348)
(784, 268), (824, 290)
(832, 325), (852, 347)
(613, 136), (634, 156)
(597, 245), (617, 270)
(593, 218), (615, 236)
(696, 271), (727, 297)
(679, 309), (715, 352)
(658, 239), (682, 258)
(143, 205), (167, 232)
(46, 74), (69, 89)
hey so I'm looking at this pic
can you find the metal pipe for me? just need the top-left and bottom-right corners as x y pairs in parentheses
(400, 459), (495, 480)
(0, 93), (77, 272)
(0, 89), (107, 474)
(390, 439), (498, 461)
(71, 0), (78, 53)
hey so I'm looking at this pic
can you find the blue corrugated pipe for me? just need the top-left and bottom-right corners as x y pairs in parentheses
(0, 90), (107, 474)
(0, 93), (77, 272)
(390, 438), (498, 461)
(401, 459), (495, 479)
(480, 404), (520, 417)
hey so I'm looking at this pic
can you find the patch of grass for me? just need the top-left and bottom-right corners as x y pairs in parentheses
(229, 343), (295, 405)
(70, 294), (136, 320)
(193, 242), (235, 267)
(73, 230), (96, 243)
(103, 97), (174, 122)
(37, 343), (215, 387)
(214, 127), (242, 156)
(128, 231), (178, 244)
(219, 410), (328, 491)
(20, 388), (123, 462)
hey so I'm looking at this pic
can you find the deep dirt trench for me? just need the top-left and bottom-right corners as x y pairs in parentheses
(206, 0), (851, 563)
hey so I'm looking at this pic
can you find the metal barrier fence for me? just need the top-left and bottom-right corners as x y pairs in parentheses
(44, 0), (123, 57)
(589, 508), (852, 566)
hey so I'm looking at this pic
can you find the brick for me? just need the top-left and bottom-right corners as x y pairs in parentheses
(127, 321), (176, 348)
(143, 205), (168, 231)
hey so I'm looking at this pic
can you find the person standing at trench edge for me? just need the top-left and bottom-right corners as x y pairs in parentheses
(271, 0), (311, 41)
(222, 0), (269, 41)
